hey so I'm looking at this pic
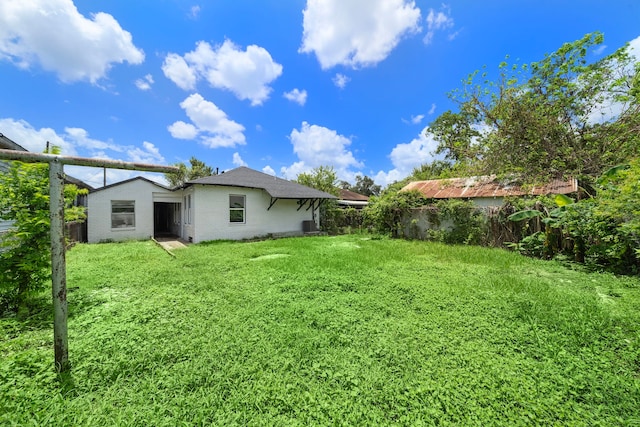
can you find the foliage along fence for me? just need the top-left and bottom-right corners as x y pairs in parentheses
(400, 200), (577, 250)
(400, 201), (528, 247)
(321, 205), (367, 235)
(396, 196), (639, 275)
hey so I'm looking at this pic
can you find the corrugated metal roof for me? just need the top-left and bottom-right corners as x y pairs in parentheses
(401, 175), (578, 199)
(187, 166), (337, 199)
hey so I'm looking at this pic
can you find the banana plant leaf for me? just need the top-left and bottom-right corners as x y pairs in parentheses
(554, 194), (574, 207)
(597, 164), (629, 184)
(508, 209), (542, 222)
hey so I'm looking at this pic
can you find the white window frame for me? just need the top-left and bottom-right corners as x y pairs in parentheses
(184, 194), (192, 225)
(229, 194), (246, 224)
(111, 200), (135, 229)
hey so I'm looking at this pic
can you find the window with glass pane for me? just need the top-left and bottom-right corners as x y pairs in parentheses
(111, 200), (135, 228)
(229, 195), (245, 223)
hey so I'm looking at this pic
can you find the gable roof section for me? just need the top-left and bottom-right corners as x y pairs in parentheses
(1, 133), (27, 173)
(89, 176), (170, 193)
(0, 133), (27, 151)
(401, 175), (578, 199)
(187, 166), (337, 199)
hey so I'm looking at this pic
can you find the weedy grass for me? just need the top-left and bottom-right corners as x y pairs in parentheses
(1, 235), (639, 425)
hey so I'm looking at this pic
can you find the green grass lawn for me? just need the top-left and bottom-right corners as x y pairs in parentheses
(1, 235), (639, 425)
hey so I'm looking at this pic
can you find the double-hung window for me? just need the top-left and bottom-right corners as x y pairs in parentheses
(229, 195), (245, 223)
(111, 200), (135, 228)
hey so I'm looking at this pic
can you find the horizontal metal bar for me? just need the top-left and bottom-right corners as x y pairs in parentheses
(0, 149), (179, 173)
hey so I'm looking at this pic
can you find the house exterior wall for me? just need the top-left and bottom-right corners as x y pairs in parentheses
(88, 179), (174, 243)
(86, 178), (325, 244)
(181, 186), (195, 242)
(190, 184), (316, 242)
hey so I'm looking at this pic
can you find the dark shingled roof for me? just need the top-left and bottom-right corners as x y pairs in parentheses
(186, 166), (337, 200)
(0, 133), (27, 151)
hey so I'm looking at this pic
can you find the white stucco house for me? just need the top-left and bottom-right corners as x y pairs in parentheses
(87, 166), (337, 243)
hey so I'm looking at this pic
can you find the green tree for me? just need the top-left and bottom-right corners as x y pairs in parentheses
(429, 32), (639, 184)
(585, 160), (640, 272)
(296, 166), (340, 233)
(410, 160), (459, 181)
(296, 166), (339, 196)
(429, 110), (483, 169)
(338, 180), (351, 190)
(350, 175), (381, 197)
(165, 157), (214, 187)
(363, 190), (427, 237)
(0, 156), (87, 313)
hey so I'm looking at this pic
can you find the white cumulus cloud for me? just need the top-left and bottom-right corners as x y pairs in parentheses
(163, 40), (283, 106)
(374, 126), (439, 187)
(262, 165), (276, 176)
(168, 93), (246, 149)
(424, 5), (455, 45)
(135, 74), (154, 91)
(283, 88), (308, 105)
(189, 5), (201, 19)
(333, 73), (350, 89)
(167, 121), (199, 140)
(232, 152), (247, 167)
(402, 113), (426, 125)
(300, 0), (421, 69)
(162, 54), (197, 91)
(281, 122), (363, 181)
(0, 0), (144, 83)
(127, 141), (165, 164)
(0, 117), (168, 187)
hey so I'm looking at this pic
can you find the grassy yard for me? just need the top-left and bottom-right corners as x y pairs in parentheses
(1, 235), (639, 425)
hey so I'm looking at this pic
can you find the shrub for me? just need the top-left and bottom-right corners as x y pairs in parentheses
(0, 158), (86, 313)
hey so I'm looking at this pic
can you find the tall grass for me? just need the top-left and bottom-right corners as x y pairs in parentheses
(1, 235), (639, 425)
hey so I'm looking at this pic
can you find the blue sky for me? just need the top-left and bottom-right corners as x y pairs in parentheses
(0, 0), (638, 188)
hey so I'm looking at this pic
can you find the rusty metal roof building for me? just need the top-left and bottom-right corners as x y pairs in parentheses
(337, 188), (369, 208)
(401, 175), (578, 199)
(338, 189), (369, 202)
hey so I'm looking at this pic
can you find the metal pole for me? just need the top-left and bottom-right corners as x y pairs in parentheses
(0, 149), (179, 173)
(49, 160), (69, 372)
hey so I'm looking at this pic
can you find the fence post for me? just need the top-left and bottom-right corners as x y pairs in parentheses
(49, 160), (69, 372)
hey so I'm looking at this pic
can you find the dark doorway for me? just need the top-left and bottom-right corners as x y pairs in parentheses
(154, 202), (181, 238)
